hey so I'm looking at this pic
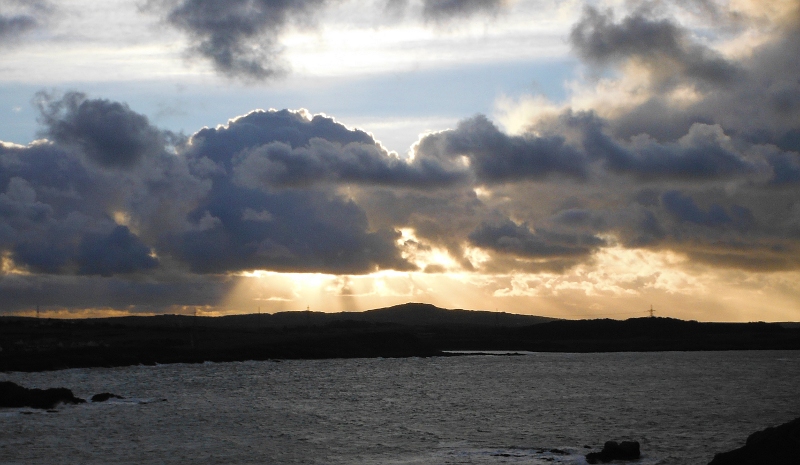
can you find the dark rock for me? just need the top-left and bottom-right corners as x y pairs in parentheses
(91, 392), (124, 402)
(586, 440), (641, 463)
(709, 416), (800, 465)
(0, 381), (86, 409)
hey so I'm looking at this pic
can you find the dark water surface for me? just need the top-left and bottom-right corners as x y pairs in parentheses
(2, 351), (799, 464)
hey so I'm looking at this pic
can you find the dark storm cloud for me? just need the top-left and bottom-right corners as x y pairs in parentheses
(415, 114), (589, 183)
(416, 111), (761, 183)
(148, 0), (328, 79)
(570, 113), (759, 180)
(576, 3), (800, 154)
(5, 100), (452, 282)
(0, 272), (235, 313)
(570, 6), (739, 87)
(161, 186), (414, 274)
(0, 142), (161, 277)
(189, 109), (467, 188)
(169, 109), (463, 274)
(1, 91), (209, 281)
(389, 85), (799, 269)
(187, 109), (376, 164)
(35, 92), (175, 169)
(421, 0), (506, 21)
(232, 138), (463, 188)
(469, 219), (606, 259)
(765, 150), (800, 185)
(661, 190), (754, 230)
(509, 1), (800, 273)
(76, 226), (159, 276)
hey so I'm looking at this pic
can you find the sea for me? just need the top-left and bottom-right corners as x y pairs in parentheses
(1, 351), (799, 465)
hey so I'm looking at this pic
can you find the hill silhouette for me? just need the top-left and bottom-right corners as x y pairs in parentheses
(100, 303), (555, 329)
(2, 303), (799, 372)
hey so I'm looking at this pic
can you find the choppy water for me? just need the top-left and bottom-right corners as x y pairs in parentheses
(1, 351), (799, 465)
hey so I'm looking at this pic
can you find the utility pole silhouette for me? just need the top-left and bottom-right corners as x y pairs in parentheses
(191, 307), (198, 349)
(648, 305), (656, 318)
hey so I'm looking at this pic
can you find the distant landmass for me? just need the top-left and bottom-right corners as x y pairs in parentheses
(2, 302), (799, 372)
(101, 303), (557, 328)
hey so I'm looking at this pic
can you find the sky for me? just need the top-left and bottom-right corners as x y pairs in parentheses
(0, 0), (799, 321)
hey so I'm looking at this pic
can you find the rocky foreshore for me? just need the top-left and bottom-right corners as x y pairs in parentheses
(709, 416), (800, 465)
(0, 381), (85, 409)
(585, 440), (641, 463)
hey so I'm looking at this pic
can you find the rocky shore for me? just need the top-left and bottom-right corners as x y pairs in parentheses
(709, 416), (800, 465)
(0, 381), (85, 409)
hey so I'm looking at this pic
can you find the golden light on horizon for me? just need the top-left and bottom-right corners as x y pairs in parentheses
(217, 244), (800, 322)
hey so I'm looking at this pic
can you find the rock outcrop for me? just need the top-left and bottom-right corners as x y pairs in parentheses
(709, 417), (800, 465)
(586, 440), (641, 463)
(91, 392), (125, 402)
(0, 381), (86, 409)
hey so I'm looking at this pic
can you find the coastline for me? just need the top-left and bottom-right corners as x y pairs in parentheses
(3, 304), (799, 372)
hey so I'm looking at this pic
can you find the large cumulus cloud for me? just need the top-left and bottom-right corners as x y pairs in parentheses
(3, 0), (800, 314)
(165, 109), (471, 274)
(569, 2), (800, 153)
(35, 91), (177, 169)
(394, 1), (800, 273)
(2, 94), (476, 313)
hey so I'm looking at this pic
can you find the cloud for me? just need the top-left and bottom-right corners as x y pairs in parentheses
(190, 109), (467, 189)
(169, 109), (474, 274)
(565, 2), (800, 154)
(29, 95), (487, 279)
(148, 0), (329, 79)
(35, 92), (175, 169)
(415, 114), (589, 183)
(469, 218), (606, 259)
(575, 116), (760, 181)
(0, 1), (52, 45)
(232, 137), (466, 188)
(661, 190), (754, 230)
(414, 111), (766, 184)
(160, 184), (416, 274)
(5, 99), (448, 279)
(421, 0), (507, 22)
(0, 15), (37, 42)
(0, 142), (163, 277)
(3, 0), (800, 313)
(76, 226), (159, 276)
(570, 6), (740, 88)
(0, 272), (234, 314)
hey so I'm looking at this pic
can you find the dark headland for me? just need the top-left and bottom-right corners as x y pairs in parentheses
(2, 302), (799, 372)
